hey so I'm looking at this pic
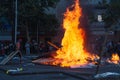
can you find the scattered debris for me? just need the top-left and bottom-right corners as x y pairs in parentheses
(6, 68), (23, 74)
(70, 63), (96, 68)
(94, 72), (120, 79)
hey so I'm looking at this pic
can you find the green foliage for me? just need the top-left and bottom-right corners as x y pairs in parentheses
(102, 0), (120, 27)
(17, 0), (59, 36)
(0, 7), (8, 16)
(102, 0), (107, 5)
(0, 0), (59, 38)
(19, 0), (44, 17)
(95, 0), (120, 28)
(88, 0), (120, 29)
(110, 0), (120, 15)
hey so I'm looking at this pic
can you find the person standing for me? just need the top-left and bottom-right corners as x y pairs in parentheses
(33, 41), (38, 54)
(25, 41), (30, 55)
(116, 41), (120, 56)
(16, 39), (22, 63)
(106, 41), (115, 58)
(16, 40), (21, 51)
(9, 41), (14, 53)
(0, 41), (6, 59)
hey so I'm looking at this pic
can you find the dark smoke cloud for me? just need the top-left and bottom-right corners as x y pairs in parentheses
(55, 0), (74, 23)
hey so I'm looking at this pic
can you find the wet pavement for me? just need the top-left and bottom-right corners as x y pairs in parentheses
(0, 54), (120, 80)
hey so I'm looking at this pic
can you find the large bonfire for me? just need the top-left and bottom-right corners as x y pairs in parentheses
(33, 0), (120, 67)
(52, 0), (95, 67)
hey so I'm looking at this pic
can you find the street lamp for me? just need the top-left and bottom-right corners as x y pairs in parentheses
(15, 0), (18, 44)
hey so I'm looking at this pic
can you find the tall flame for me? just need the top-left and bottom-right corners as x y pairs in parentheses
(53, 0), (93, 67)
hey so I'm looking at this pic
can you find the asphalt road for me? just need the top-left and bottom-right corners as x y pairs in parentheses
(0, 55), (120, 80)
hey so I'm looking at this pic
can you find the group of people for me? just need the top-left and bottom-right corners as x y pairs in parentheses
(0, 41), (14, 58)
(105, 40), (120, 57)
(24, 40), (58, 55)
(91, 40), (120, 58)
(0, 39), (59, 58)
(1, 38), (120, 60)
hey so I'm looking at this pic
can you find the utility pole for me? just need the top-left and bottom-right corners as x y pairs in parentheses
(15, 0), (18, 44)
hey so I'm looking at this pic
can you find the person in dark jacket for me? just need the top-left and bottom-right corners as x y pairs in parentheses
(116, 41), (120, 56)
(0, 41), (6, 59)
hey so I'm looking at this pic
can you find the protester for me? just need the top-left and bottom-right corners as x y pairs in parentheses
(25, 41), (31, 55)
(9, 41), (15, 53)
(0, 41), (6, 59)
(106, 41), (115, 58)
(33, 40), (39, 54)
(16, 40), (21, 51)
(116, 41), (120, 56)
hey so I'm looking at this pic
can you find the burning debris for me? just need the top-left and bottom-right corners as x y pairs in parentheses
(94, 72), (120, 79)
(33, 0), (120, 68)
(51, 0), (96, 67)
(33, 0), (99, 68)
(107, 53), (120, 64)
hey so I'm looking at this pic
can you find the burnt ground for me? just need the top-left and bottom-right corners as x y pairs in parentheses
(0, 55), (120, 80)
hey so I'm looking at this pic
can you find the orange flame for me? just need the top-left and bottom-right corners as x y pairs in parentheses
(111, 53), (120, 64)
(53, 0), (94, 67)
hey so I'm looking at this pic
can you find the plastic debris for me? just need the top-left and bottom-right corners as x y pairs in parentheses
(94, 72), (120, 78)
(6, 68), (23, 74)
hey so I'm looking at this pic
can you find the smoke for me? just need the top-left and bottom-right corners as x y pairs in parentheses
(55, 0), (74, 23)
(53, 0), (74, 43)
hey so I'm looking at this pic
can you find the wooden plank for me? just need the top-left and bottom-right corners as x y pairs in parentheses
(0, 50), (21, 65)
(32, 58), (55, 63)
